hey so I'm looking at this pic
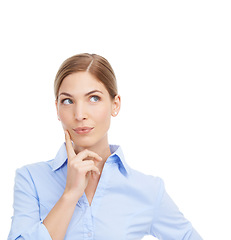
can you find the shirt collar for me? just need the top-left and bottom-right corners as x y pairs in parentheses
(51, 143), (131, 176)
(108, 145), (131, 176)
(51, 143), (68, 171)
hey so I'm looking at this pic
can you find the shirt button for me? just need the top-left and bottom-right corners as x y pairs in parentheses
(88, 232), (92, 237)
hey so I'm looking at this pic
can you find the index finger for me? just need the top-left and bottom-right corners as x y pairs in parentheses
(65, 130), (76, 160)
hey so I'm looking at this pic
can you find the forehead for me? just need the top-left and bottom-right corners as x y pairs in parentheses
(59, 71), (107, 94)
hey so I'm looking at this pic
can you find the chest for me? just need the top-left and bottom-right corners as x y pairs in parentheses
(64, 196), (153, 240)
(85, 181), (98, 206)
(37, 163), (155, 239)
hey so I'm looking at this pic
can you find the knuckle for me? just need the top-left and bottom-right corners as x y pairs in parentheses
(69, 161), (79, 169)
(89, 160), (94, 165)
(69, 161), (75, 167)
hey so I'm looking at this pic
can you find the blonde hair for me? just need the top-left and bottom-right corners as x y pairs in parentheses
(54, 53), (118, 100)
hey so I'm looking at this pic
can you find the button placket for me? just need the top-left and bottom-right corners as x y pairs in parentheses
(83, 206), (93, 239)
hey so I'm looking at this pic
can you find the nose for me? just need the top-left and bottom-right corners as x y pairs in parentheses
(74, 102), (87, 121)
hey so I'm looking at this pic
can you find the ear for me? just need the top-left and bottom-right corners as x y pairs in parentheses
(55, 100), (60, 121)
(111, 95), (121, 117)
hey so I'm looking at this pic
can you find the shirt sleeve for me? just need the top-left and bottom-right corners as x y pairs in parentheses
(8, 167), (52, 240)
(150, 178), (203, 240)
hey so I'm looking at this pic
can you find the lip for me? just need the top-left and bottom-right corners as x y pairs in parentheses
(73, 127), (94, 135)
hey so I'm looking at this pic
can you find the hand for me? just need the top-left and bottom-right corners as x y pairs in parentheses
(63, 131), (102, 202)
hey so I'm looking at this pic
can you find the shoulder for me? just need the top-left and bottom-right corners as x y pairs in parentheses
(126, 167), (165, 200)
(15, 143), (67, 177)
(17, 159), (53, 172)
(129, 167), (164, 187)
(113, 145), (164, 190)
(15, 159), (55, 182)
(13, 159), (59, 198)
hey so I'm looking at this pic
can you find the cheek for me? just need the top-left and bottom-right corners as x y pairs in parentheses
(58, 108), (72, 126)
(94, 106), (111, 123)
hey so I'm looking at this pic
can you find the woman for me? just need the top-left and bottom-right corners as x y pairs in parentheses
(8, 53), (202, 240)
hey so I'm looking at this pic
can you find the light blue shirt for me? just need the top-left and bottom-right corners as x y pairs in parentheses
(8, 144), (202, 240)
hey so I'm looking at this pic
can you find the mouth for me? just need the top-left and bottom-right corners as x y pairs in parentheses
(73, 127), (94, 135)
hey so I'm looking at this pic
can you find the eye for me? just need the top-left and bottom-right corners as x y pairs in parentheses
(61, 98), (73, 105)
(90, 95), (100, 103)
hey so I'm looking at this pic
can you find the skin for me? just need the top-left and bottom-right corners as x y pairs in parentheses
(56, 71), (120, 158)
(43, 71), (121, 240)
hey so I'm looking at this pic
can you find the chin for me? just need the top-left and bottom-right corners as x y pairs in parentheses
(74, 135), (108, 151)
(72, 137), (97, 150)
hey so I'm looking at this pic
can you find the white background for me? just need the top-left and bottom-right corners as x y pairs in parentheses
(1, 1), (230, 239)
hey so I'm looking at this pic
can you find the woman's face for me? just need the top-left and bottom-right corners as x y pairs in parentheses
(56, 71), (120, 152)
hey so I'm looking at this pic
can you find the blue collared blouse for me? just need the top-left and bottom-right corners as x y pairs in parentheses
(8, 144), (202, 240)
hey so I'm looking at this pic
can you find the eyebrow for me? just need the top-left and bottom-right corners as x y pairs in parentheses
(58, 90), (103, 98)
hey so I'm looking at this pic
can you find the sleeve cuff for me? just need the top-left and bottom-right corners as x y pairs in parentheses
(9, 221), (52, 240)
